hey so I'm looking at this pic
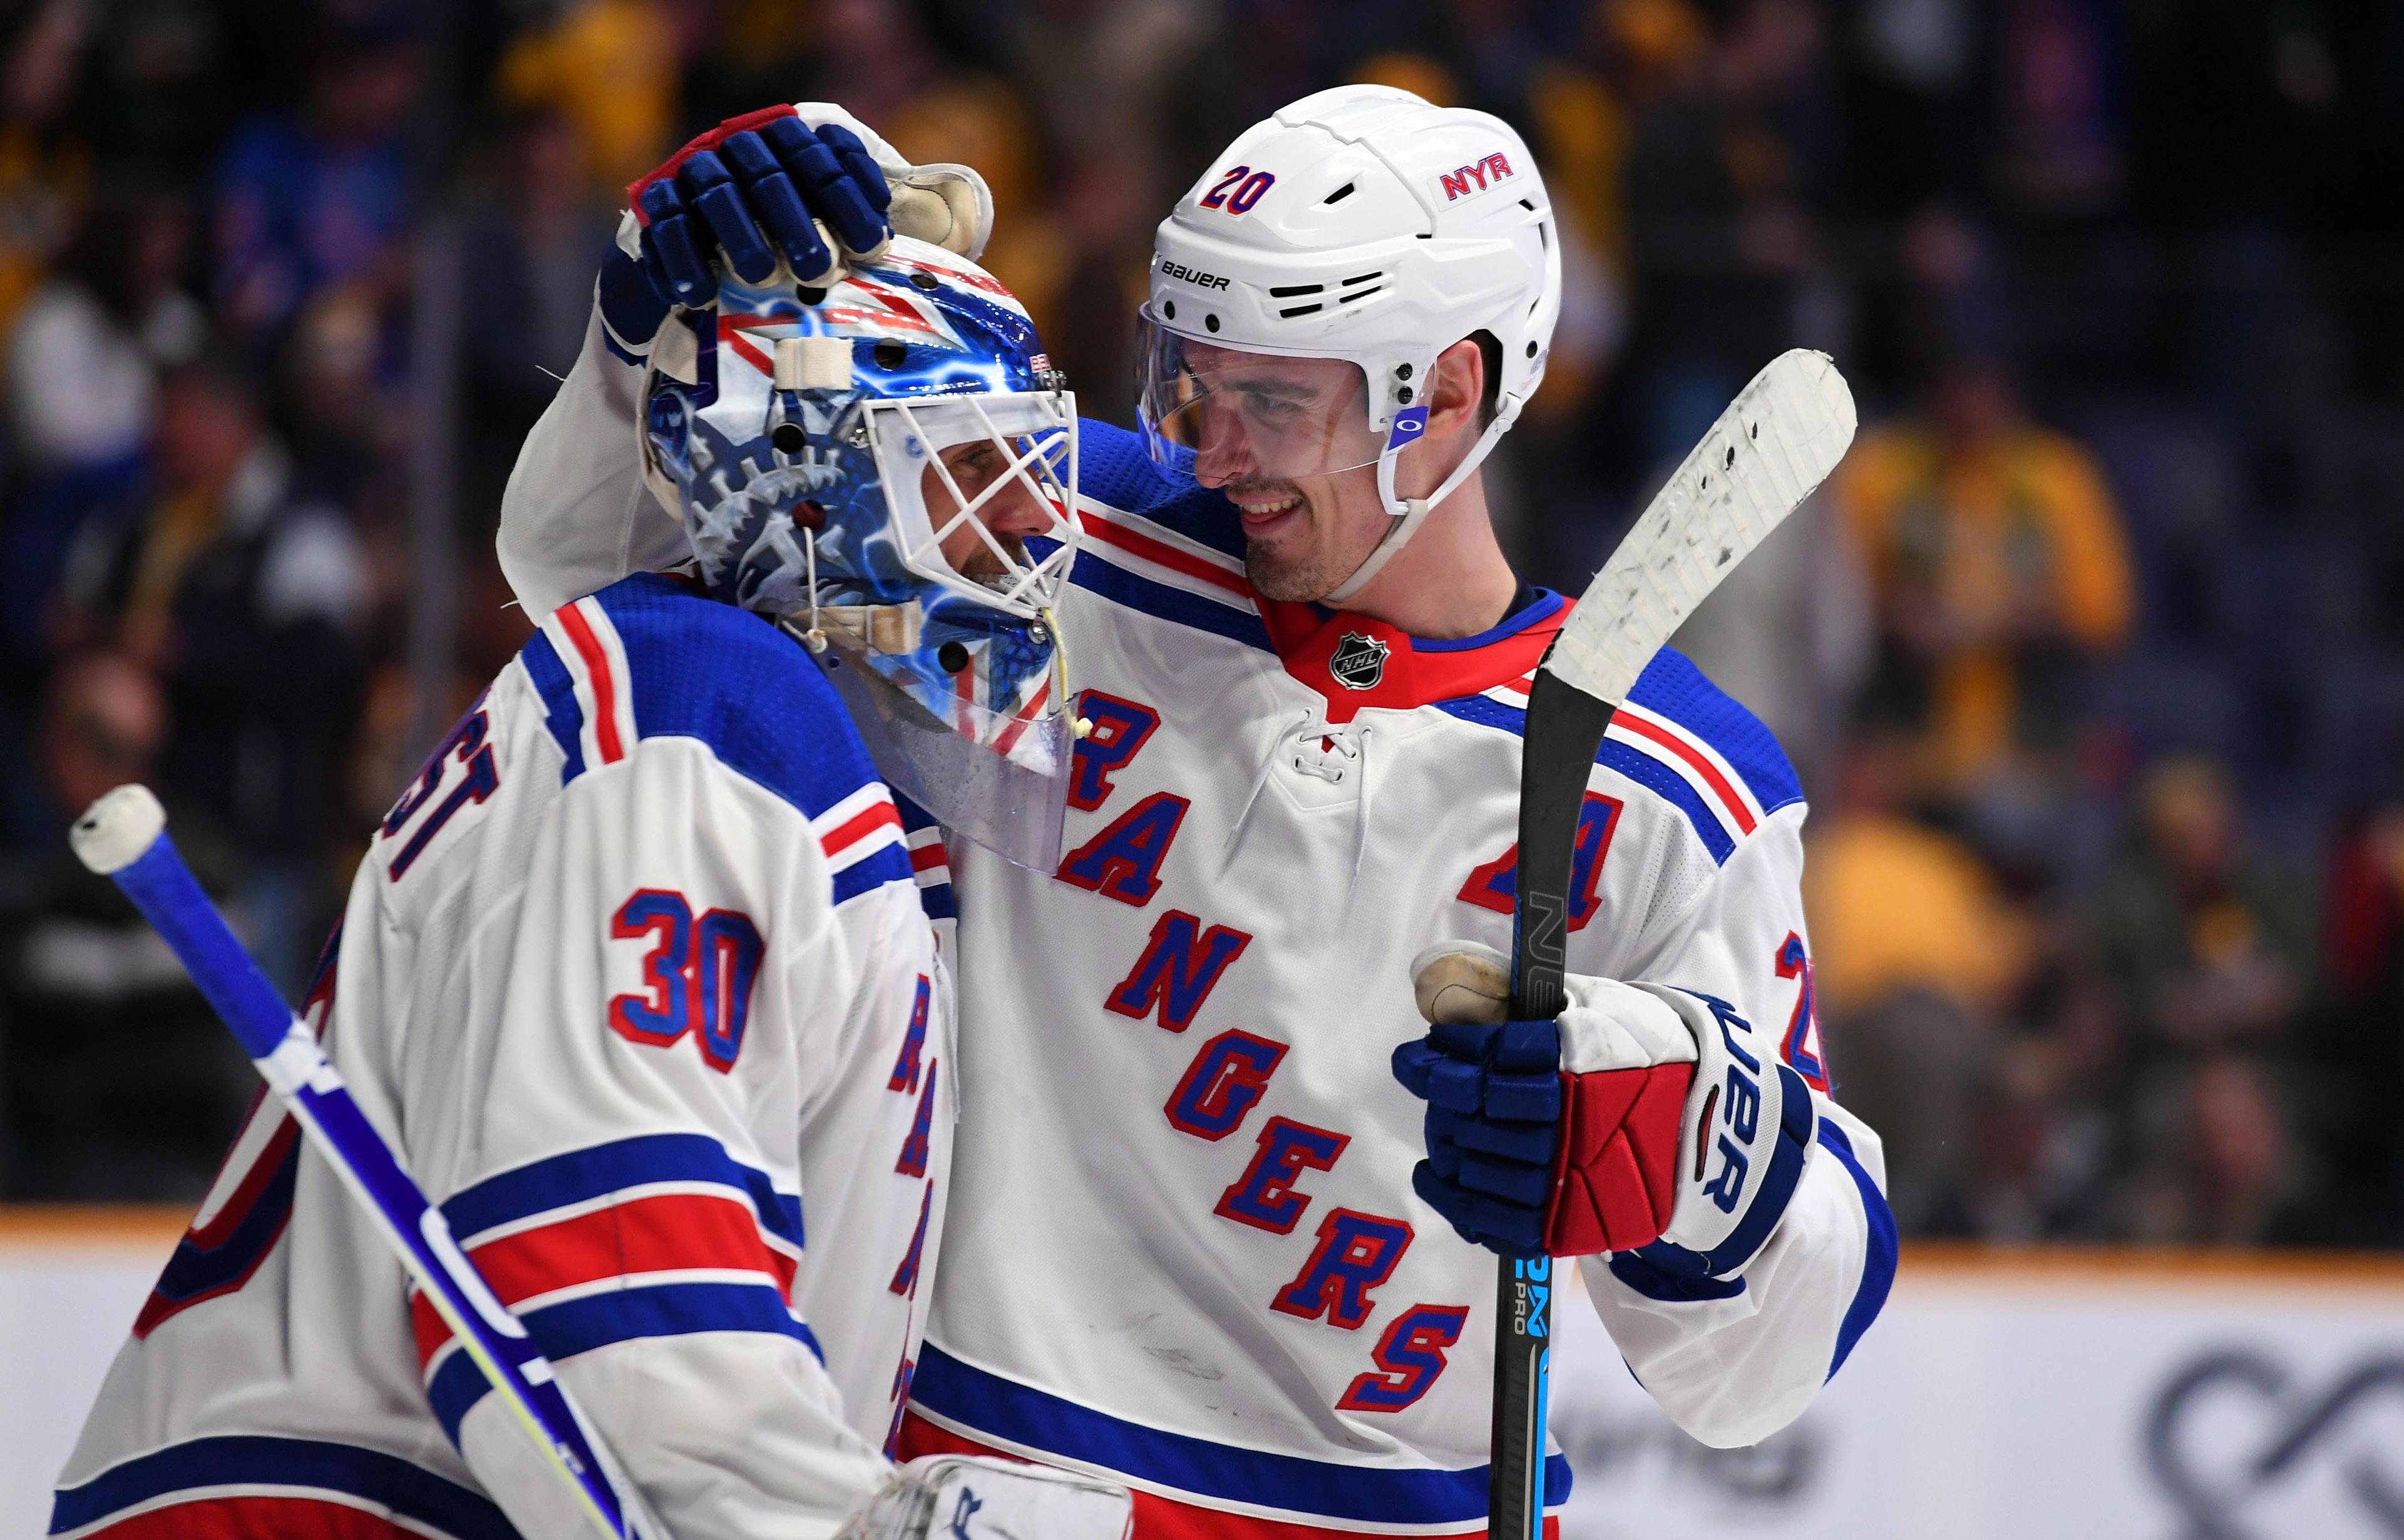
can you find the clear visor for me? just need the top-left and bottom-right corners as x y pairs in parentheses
(1136, 316), (1387, 483)
(865, 391), (1080, 619)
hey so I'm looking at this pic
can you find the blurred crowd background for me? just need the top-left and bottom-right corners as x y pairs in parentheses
(0, 0), (2397, 1251)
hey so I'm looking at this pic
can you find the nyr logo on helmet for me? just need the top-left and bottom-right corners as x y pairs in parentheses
(1439, 153), (1517, 203)
(1330, 633), (1390, 691)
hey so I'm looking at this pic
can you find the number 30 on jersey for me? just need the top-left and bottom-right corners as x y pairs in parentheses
(608, 889), (765, 1072)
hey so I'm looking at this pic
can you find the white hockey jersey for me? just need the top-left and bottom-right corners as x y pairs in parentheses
(495, 311), (1898, 1537)
(53, 575), (952, 1540)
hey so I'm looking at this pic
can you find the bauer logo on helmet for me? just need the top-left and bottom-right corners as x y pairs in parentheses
(1159, 260), (1233, 292)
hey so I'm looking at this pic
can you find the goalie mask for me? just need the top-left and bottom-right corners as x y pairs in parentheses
(640, 236), (1082, 871)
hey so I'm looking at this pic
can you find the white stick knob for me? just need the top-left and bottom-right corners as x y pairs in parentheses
(71, 784), (166, 875)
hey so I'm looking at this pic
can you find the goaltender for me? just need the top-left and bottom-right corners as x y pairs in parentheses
(54, 217), (1134, 1538)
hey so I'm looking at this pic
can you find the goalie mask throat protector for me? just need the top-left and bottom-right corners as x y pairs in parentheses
(640, 237), (1084, 871)
(1139, 85), (1560, 603)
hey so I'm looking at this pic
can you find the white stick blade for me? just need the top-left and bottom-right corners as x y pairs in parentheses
(1546, 349), (1856, 705)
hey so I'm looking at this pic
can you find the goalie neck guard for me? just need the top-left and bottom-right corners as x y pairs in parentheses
(640, 236), (1083, 871)
(1138, 85), (1560, 603)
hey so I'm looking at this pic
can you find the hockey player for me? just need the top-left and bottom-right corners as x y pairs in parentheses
(498, 94), (1896, 1536)
(51, 232), (1134, 1539)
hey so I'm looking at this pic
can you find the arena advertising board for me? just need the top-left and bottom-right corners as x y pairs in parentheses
(1553, 1251), (2404, 1538)
(3, 1228), (2400, 1539)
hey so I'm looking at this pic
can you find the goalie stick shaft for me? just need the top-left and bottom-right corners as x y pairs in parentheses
(70, 785), (664, 1540)
(1489, 349), (1856, 1540)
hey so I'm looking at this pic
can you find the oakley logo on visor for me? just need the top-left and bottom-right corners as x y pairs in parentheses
(1387, 406), (1429, 449)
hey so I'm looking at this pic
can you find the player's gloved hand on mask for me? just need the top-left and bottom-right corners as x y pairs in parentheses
(1392, 942), (1817, 1281)
(838, 1453), (1133, 1540)
(598, 101), (996, 356)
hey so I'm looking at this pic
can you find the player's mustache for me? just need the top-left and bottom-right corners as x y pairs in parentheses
(957, 533), (1028, 578)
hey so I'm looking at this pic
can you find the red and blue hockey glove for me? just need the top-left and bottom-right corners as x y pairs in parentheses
(628, 105), (895, 304)
(1395, 942), (1817, 1278)
(600, 103), (997, 361)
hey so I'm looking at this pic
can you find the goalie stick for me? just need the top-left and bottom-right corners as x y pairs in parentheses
(1487, 348), (1856, 1540)
(69, 784), (668, 1540)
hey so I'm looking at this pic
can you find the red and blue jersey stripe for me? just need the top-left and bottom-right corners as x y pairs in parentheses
(901, 1343), (1571, 1536)
(411, 1132), (816, 1443)
(1440, 645), (1803, 864)
(1056, 424), (1275, 652)
(49, 1435), (520, 1540)
(896, 794), (956, 925)
(516, 574), (915, 906)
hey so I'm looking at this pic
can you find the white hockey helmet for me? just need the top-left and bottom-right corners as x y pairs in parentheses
(1137, 85), (1561, 601)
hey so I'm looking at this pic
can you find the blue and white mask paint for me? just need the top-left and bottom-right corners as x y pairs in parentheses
(640, 236), (1083, 870)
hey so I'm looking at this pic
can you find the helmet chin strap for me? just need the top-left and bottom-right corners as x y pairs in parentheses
(1320, 403), (1518, 607)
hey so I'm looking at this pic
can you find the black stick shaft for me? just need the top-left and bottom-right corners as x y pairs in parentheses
(1492, 668), (1620, 1540)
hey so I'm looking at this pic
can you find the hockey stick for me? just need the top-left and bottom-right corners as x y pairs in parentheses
(1488, 349), (1856, 1540)
(70, 784), (668, 1540)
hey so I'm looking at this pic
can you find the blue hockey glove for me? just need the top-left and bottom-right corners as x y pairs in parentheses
(1393, 1016), (1562, 1258)
(627, 104), (893, 305)
(597, 104), (994, 366)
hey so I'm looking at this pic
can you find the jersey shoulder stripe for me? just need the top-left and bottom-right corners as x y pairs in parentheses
(1447, 647), (1802, 863)
(1081, 506), (1251, 602)
(552, 597), (637, 764)
(1624, 649), (1804, 818)
(812, 783), (914, 906)
(1069, 420), (1279, 646)
(896, 793), (957, 923)
(48, 1435), (517, 1540)
(524, 576), (917, 903)
(533, 573), (888, 822)
(1433, 689), (1738, 863)
(1070, 550), (1275, 651)
(518, 629), (587, 783)
(909, 1344), (1571, 1526)
(1077, 419), (1247, 562)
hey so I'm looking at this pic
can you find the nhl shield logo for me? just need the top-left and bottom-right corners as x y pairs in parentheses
(1330, 632), (1390, 691)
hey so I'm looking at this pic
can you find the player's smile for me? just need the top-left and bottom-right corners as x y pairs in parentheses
(1230, 481), (1307, 536)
